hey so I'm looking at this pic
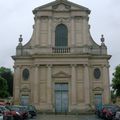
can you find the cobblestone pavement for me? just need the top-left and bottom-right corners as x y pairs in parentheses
(30, 114), (102, 120)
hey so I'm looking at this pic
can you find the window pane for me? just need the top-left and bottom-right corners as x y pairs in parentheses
(55, 24), (68, 47)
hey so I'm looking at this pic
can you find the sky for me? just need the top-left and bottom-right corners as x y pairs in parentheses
(0, 0), (120, 81)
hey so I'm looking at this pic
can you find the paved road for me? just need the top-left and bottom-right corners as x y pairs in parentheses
(30, 114), (102, 120)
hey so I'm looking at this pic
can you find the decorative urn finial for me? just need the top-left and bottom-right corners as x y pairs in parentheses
(19, 34), (23, 43)
(101, 34), (105, 43)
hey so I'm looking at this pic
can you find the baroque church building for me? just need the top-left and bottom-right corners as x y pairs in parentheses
(12, 0), (111, 113)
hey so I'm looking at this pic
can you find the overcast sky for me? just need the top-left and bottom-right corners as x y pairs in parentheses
(0, 0), (120, 81)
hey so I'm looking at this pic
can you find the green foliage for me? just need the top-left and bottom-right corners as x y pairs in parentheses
(111, 90), (116, 103)
(112, 65), (120, 97)
(0, 67), (13, 96)
(0, 76), (9, 98)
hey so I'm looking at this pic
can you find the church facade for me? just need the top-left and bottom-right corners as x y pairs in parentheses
(12, 0), (111, 113)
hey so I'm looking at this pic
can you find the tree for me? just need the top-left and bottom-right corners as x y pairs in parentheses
(0, 76), (9, 98)
(112, 65), (120, 97)
(0, 67), (13, 96)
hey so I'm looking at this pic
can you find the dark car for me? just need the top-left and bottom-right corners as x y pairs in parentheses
(0, 105), (13, 120)
(105, 106), (120, 120)
(95, 104), (112, 118)
(23, 105), (37, 118)
(101, 105), (120, 119)
(9, 105), (28, 120)
(5, 105), (23, 120)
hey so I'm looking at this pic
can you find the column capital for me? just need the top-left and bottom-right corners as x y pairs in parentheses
(46, 64), (52, 68)
(83, 64), (88, 67)
(33, 64), (40, 68)
(102, 64), (110, 68)
(71, 64), (77, 67)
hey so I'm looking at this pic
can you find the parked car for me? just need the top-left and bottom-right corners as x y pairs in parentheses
(5, 105), (23, 120)
(0, 102), (6, 106)
(9, 105), (28, 120)
(0, 106), (13, 120)
(23, 105), (37, 118)
(113, 111), (120, 120)
(102, 105), (120, 120)
(105, 106), (120, 120)
(0, 113), (3, 120)
(95, 104), (112, 118)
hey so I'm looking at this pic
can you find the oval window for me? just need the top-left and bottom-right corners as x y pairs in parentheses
(94, 68), (101, 79)
(22, 69), (29, 80)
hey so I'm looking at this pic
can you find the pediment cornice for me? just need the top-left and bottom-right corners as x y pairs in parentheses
(93, 87), (103, 91)
(52, 71), (71, 78)
(33, 0), (90, 14)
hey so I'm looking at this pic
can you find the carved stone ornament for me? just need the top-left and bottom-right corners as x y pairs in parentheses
(22, 68), (30, 80)
(52, 71), (71, 78)
(94, 68), (101, 79)
(52, 3), (71, 11)
(54, 17), (70, 23)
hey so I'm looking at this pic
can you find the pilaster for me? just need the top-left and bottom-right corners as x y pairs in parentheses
(71, 64), (77, 105)
(14, 66), (21, 104)
(33, 64), (39, 104)
(84, 64), (90, 105)
(82, 17), (89, 45)
(47, 64), (52, 108)
(102, 65), (110, 104)
(71, 17), (75, 46)
(48, 17), (52, 46)
(35, 18), (40, 46)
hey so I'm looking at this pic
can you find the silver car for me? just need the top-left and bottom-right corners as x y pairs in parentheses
(114, 111), (120, 120)
(0, 113), (3, 120)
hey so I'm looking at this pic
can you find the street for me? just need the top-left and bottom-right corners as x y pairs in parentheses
(30, 114), (102, 120)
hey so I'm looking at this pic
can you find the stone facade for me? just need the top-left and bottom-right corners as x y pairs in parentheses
(12, 0), (111, 113)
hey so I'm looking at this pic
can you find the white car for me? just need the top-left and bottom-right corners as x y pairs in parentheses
(0, 113), (3, 120)
(114, 111), (120, 120)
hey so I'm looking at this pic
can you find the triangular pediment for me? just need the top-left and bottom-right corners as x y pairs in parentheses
(20, 87), (31, 92)
(93, 87), (103, 91)
(33, 0), (90, 13)
(52, 3), (71, 11)
(52, 71), (71, 78)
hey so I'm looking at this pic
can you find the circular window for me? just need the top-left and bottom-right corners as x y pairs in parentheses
(94, 68), (101, 79)
(22, 69), (30, 80)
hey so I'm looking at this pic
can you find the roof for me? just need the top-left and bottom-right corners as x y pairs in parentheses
(33, 0), (90, 14)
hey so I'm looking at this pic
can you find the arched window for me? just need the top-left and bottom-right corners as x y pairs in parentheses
(55, 24), (68, 47)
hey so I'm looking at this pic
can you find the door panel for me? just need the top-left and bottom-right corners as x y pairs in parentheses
(95, 94), (102, 110)
(61, 91), (68, 112)
(20, 95), (29, 105)
(55, 91), (62, 112)
(55, 83), (68, 113)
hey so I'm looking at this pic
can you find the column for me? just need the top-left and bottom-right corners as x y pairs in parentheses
(33, 65), (39, 104)
(48, 17), (52, 46)
(71, 17), (75, 46)
(103, 65), (110, 104)
(35, 18), (40, 46)
(14, 66), (21, 104)
(47, 64), (52, 106)
(71, 64), (77, 105)
(84, 64), (90, 105)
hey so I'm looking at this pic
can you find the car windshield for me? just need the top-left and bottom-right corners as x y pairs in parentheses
(11, 106), (24, 111)
(0, 106), (9, 111)
(28, 106), (36, 110)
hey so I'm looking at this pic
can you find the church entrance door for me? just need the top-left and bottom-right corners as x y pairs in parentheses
(55, 83), (68, 113)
